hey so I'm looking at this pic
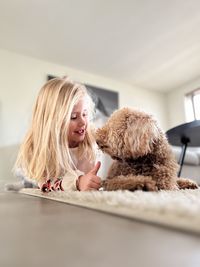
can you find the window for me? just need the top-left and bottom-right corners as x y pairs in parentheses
(185, 88), (200, 121)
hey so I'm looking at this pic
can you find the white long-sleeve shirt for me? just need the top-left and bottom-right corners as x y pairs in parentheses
(61, 147), (95, 191)
(14, 147), (95, 191)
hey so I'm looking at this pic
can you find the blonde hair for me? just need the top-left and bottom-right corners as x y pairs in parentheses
(15, 77), (96, 183)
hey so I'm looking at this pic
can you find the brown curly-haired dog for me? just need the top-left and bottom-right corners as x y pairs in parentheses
(96, 108), (198, 191)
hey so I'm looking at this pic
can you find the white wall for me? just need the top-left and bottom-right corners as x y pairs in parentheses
(167, 77), (200, 128)
(0, 48), (168, 147)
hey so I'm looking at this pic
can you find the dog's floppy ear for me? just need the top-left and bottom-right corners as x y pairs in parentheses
(124, 114), (160, 157)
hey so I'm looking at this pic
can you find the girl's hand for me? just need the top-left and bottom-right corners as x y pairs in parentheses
(77, 161), (101, 191)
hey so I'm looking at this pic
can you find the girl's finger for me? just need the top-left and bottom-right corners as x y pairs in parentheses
(89, 180), (101, 189)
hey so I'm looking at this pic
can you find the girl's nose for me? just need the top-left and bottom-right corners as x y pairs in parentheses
(78, 116), (86, 126)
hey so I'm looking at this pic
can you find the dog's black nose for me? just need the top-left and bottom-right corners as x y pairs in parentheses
(96, 140), (105, 150)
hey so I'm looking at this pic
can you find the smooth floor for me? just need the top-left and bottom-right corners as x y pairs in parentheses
(0, 181), (200, 267)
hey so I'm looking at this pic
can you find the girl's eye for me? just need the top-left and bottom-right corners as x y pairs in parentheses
(70, 111), (88, 120)
(71, 114), (77, 120)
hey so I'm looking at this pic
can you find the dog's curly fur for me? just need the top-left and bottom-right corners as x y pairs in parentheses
(96, 107), (198, 191)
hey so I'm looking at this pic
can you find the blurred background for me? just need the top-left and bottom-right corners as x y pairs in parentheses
(1, 0), (200, 185)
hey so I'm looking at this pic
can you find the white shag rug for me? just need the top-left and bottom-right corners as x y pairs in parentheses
(20, 188), (200, 234)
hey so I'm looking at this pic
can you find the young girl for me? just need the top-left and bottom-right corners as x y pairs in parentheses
(14, 76), (102, 192)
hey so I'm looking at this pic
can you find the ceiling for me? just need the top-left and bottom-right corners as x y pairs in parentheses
(1, 0), (200, 92)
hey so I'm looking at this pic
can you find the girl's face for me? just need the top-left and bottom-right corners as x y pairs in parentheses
(68, 98), (89, 148)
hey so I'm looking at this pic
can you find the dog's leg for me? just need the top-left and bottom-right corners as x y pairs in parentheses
(102, 175), (158, 191)
(176, 178), (198, 189)
(152, 165), (179, 190)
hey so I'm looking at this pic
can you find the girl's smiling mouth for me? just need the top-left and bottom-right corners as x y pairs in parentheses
(75, 129), (85, 135)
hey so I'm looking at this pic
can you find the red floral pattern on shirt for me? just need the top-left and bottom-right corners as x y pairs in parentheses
(41, 178), (64, 192)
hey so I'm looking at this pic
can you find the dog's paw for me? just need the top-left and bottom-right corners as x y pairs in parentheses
(102, 177), (158, 192)
(101, 180), (116, 191)
(143, 180), (158, 192)
(177, 178), (198, 190)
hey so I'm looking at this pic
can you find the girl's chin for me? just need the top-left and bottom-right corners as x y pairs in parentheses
(69, 137), (85, 148)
